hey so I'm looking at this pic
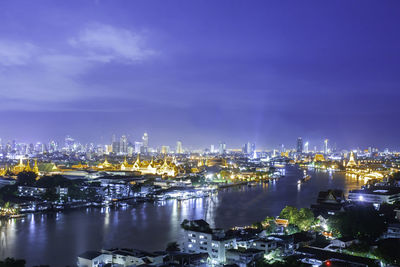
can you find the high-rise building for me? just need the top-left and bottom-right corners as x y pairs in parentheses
(64, 136), (75, 151)
(219, 142), (226, 154)
(296, 137), (303, 153)
(304, 142), (309, 153)
(120, 135), (128, 154)
(176, 141), (183, 154)
(210, 144), (215, 153)
(324, 139), (329, 154)
(161, 145), (169, 154)
(142, 132), (148, 153)
(243, 142), (255, 155)
(112, 140), (120, 154)
(279, 144), (285, 153)
(134, 141), (143, 154)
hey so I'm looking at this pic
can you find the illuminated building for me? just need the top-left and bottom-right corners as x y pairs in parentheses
(297, 137), (303, 153)
(161, 146), (169, 154)
(32, 159), (39, 174)
(120, 157), (132, 171)
(314, 154), (325, 162)
(219, 142), (226, 154)
(304, 142), (309, 153)
(64, 135), (75, 151)
(210, 144), (215, 153)
(176, 141), (183, 154)
(130, 154), (177, 176)
(205, 157), (227, 167)
(346, 151), (357, 167)
(134, 142), (143, 154)
(324, 139), (328, 154)
(97, 157), (113, 169)
(142, 132), (149, 153)
(111, 140), (120, 154)
(120, 135), (128, 154)
(13, 158), (27, 174)
(348, 187), (400, 204)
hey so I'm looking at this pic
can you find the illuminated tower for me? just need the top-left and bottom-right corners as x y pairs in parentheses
(347, 151), (357, 167)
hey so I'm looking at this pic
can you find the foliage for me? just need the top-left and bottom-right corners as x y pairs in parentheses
(251, 221), (263, 230)
(41, 188), (59, 202)
(285, 224), (300, 235)
(391, 171), (400, 181)
(16, 171), (37, 186)
(36, 175), (74, 188)
(0, 185), (18, 202)
(255, 255), (308, 267)
(262, 216), (277, 234)
(374, 238), (400, 265)
(0, 258), (26, 267)
(279, 206), (316, 231)
(328, 205), (386, 242)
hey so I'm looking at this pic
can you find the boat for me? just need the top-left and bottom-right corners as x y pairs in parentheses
(247, 181), (258, 187)
(298, 170), (311, 184)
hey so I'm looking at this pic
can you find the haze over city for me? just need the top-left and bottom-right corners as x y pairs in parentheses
(2, 1), (400, 267)
(0, 1), (399, 149)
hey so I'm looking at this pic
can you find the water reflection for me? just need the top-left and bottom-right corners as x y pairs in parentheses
(0, 167), (362, 266)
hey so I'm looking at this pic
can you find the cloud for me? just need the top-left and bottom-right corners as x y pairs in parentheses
(69, 23), (155, 63)
(0, 41), (37, 66)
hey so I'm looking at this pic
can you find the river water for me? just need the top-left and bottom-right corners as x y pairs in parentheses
(0, 166), (363, 266)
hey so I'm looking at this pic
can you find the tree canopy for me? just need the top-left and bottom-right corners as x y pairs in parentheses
(328, 205), (386, 242)
(279, 206), (315, 231)
(16, 171), (37, 186)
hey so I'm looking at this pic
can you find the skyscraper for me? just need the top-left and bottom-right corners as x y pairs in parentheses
(161, 145), (169, 154)
(324, 139), (329, 154)
(120, 135), (128, 154)
(210, 144), (215, 153)
(134, 141), (143, 153)
(243, 142), (255, 155)
(142, 132), (149, 153)
(219, 142), (226, 154)
(176, 141), (183, 154)
(296, 137), (303, 153)
(304, 142), (309, 153)
(64, 136), (75, 151)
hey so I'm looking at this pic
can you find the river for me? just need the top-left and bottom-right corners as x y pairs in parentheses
(0, 166), (363, 266)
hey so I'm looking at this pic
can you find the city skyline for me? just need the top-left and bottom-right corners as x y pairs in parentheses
(0, 132), (394, 153)
(1, 1), (400, 149)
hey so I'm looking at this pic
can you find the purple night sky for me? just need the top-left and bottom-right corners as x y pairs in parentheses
(0, 1), (399, 149)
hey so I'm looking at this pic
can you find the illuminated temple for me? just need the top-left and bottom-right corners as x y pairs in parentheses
(95, 155), (178, 177)
(0, 158), (40, 177)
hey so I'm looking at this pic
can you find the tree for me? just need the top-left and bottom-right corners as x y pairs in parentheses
(279, 206), (315, 231)
(42, 188), (59, 202)
(328, 205), (386, 242)
(280, 206), (298, 222)
(296, 208), (315, 231)
(374, 238), (400, 265)
(0, 258), (26, 267)
(16, 171), (37, 186)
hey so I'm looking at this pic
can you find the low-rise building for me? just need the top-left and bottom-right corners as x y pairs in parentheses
(182, 220), (236, 265)
(77, 251), (112, 267)
(348, 186), (400, 204)
(17, 186), (47, 197)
